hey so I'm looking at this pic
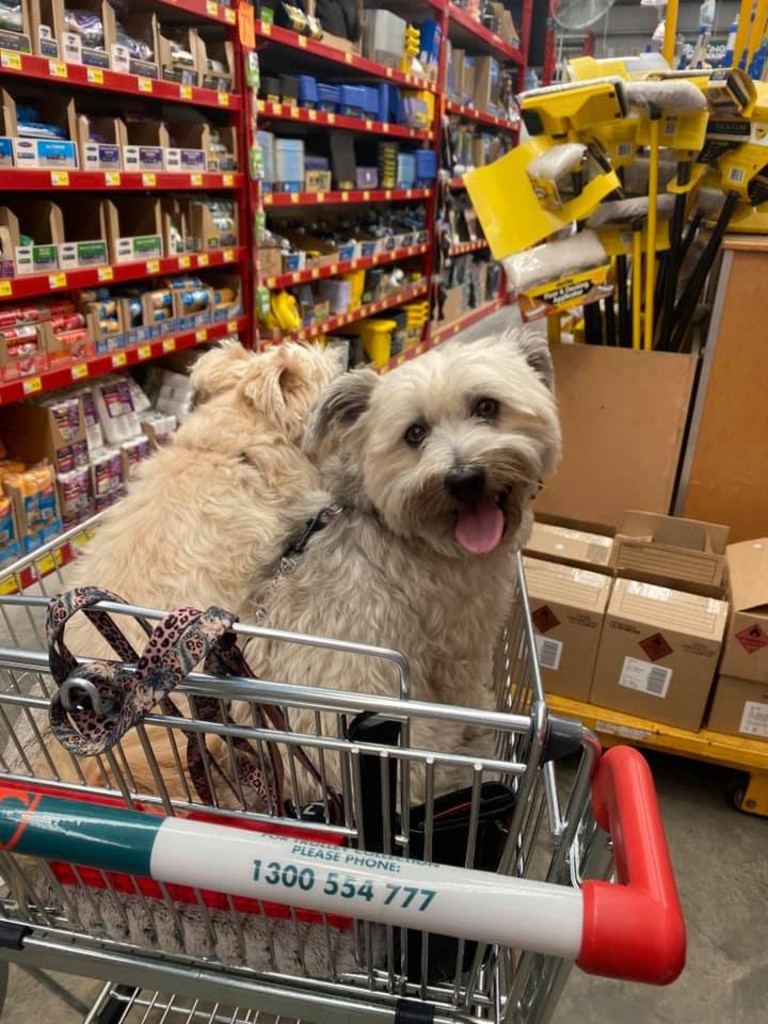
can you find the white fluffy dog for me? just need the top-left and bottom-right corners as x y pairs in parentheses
(242, 326), (562, 804)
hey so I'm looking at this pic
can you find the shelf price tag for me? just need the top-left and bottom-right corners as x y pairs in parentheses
(397, 353), (406, 366)
(225, 7), (236, 24)
(206, 1), (218, 15)
(1, 52), (21, 70)
(261, 21), (271, 35)
(51, 171), (69, 187)
(341, 191), (349, 202)
(198, 253), (209, 267)
(382, 123), (390, 133)
(111, 352), (127, 368)
(223, 173), (234, 187)
(316, 192), (325, 203)
(386, 67), (393, 78)
(87, 67), (104, 84)
(195, 328), (207, 342)
(191, 173), (203, 186)
(146, 259), (160, 274)
(178, 255), (191, 269)
(162, 337), (176, 353)
(290, 193), (299, 204)
(137, 345), (152, 361)
(70, 363), (88, 381)
(311, 267), (319, 279)
(344, 52), (352, 64)
(0, 281), (12, 297)
(48, 273), (66, 289)
(180, 85), (193, 100)
(104, 172), (120, 186)
(223, 249), (234, 262)
(227, 319), (238, 333)
(49, 61), (67, 78)
(98, 266), (114, 282)
(308, 109), (317, 121)
(362, 190), (370, 201)
(22, 376), (42, 395)
(138, 77), (153, 93)
(218, 92), (230, 106)
(298, 35), (307, 48)
(291, 272), (300, 283)
(142, 173), (156, 187)
(328, 112), (335, 124)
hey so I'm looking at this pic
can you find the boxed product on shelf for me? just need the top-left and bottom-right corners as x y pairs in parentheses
(121, 434), (151, 482)
(208, 126), (237, 171)
(13, 199), (64, 274)
(165, 119), (208, 173)
(76, 112), (125, 171)
(0, 0), (32, 53)
(53, 0), (113, 69)
(166, 275), (213, 332)
(204, 272), (242, 322)
(29, 0), (58, 58)
(310, 0), (361, 56)
(57, 462), (92, 524)
(1, 88), (78, 168)
(110, 9), (159, 79)
(89, 444), (125, 509)
(362, 9), (406, 69)
(590, 578), (729, 731)
(91, 374), (141, 446)
(2, 461), (62, 553)
(116, 285), (176, 343)
(473, 56), (500, 114)
(719, 538), (768, 684)
(188, 198), (238, 251)
(104, 196), (163, 264)
(42, 306), (95, 365)
(197, 26), (234, 92)
(156, 22), (200, 86)
(523, 555), (612, 702)
(59, 198), (109, 270)
(708, 674), (768, 739)
(524, 515), (615, 571)
(0, 492), (21, 569)
(278, 229), (338, 268)
(160, 197), (191, 257)
(609, 510), (729, 597)
(75, 287), (126, 352)
(123, 119), (168, 173)
(0, 325), (45, 381)
(274, 138), (305, 192)
(0, 390), (88, 475)
(140, 409), (177, 448)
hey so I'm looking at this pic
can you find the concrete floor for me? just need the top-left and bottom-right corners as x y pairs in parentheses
(2, 309), (765, 1021)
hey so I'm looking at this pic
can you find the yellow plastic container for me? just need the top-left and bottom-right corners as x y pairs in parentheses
(339, 269), (366, 310)
(356, 318), (397, 367)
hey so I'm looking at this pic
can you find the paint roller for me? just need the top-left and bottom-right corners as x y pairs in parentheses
(625, 80), (708, 351)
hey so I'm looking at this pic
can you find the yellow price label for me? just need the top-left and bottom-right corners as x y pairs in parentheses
(162, 337), (176, 353)
(180, 85), (193, 100)
(290, 193), (299, 204)
(87, 67), (104, 84)
(316, 192), (325, 203)
(198, 254), (209, 267)
(350, 259), (358, 270)
(138, 345), (152, 361)
(223, 249), (234, 262)
(363, 190), (370, 201)
(191, 173), (203, 186)
(262, 21), (271, 35)
(225, 7), (236, 23)
(22, 376), (42, 395)
(328, 113), (336, 124)
(98, 266), (114, 282)
(397, 354), (406, 366)
(291, 272), (300, 283)
(70, 363), (88, 380)
(341, 191), (349, 202)
(223, 173), (234, 186)
(311, 268), (319, 279)
(195, 328), (207, 342)
(406, 189), (412, 198)
(344, 52), (352, 64)
(383, 123), (390, 133)
(1, 51), (21, 70)
(267, 276), (276, 287)
(111, 352), (127, 368)
(218, 92), (230, 107)
(142, 173), (156, 187)
(138, 77), (153, 93)
(51, 171), (69, 187)
(227, 319), (237, 333)
(0, 280), (12, 297)
(365, 120), (372, 131)
(146, 259), (160, 274)
(49, 60), (67, 78)
(206, 0), (218, 14)
(384, 190), (392, 200)
(48, 273), (66, 289)
(386, 67), (393, 78)
(289, 106), (298, 118)
(105, 172), (120, 186)
(298, 36), (307, 48)
(178, 255), (191, 269)
(308, 109), (317, 121)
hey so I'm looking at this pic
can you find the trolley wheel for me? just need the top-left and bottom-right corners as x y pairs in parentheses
(725, 771), (749, 812)
(93, 985), (137, 1024)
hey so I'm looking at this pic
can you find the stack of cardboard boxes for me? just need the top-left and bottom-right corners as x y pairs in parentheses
(523, 511), (755, 737)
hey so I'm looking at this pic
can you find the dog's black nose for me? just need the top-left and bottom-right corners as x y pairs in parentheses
(445, 466), (487, 502)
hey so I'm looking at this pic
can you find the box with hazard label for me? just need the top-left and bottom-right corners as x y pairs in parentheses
(609, 510), (729, 598)
(590, 578), (728, 731)
(525, 514), (614, 572)
(707, 675), (768, 740)
(523, 556), (611, 702)
(720, 538), (768, 684)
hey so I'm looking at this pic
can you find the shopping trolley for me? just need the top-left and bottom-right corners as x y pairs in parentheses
(0, 515), (685, 1024)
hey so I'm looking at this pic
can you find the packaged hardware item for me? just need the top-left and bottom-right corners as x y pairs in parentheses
(90, 446), (124, 509)
(121, 435), (151, 481)
(0, 493), (21, 568)
(57, 465), (92, 524)
(3, 463), (62, 552)
(92, 376), (141, 445)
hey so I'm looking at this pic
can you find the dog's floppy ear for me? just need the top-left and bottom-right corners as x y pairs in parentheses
(190, 340), (253, 406)
(238, 343), (323, 441)
(303, 369), (378, 456)
(508, 327), (555, 391)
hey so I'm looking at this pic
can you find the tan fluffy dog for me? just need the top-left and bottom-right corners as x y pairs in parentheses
(56, 340), (342, 795)
(240, 326), (562, 805)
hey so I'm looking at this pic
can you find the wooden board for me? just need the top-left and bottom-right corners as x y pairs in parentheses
(680, 248), (768, 542)
(535, 344), (697, 528)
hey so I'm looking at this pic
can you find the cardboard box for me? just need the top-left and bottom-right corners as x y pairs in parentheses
(442, 285), (464, 323)
(156, 23), (200, 86)
(104, 197), (163, 263)
(0, 207), (16, 277)
(123, 120), (168, 173)
(610, 511), (729, 597)
(197, 28), (233, 92)
(526, 515), (614, 571)
(160, 197), (191, 256)
(208, 125), (237, 171)
(0, 0), (32, 53)
(59, 198), (108, 270)
(110, 11), (159, 78)
(29, 0), (59, 57)
(708, 675), (768, 739)
(590, 578), (728, 731)
(164, 120), (208, 172)
(524, 556), (611, 701)
(15, 200), (64, 274)
(188, 201), (238, 252)
(720, 538), (768, 683)
(205, 271), (242, 322)
(0, 395), (88, 475)
(53, 0), (113, 68)
(2, 88), (78, 169)
(76, 113), (125, 171)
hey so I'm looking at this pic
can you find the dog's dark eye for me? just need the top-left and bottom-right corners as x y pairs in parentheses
(475, 397), (499, 420)
(404, 422), (428, 447)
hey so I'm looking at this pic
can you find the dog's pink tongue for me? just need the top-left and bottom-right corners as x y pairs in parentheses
(455, 496), (505, 555)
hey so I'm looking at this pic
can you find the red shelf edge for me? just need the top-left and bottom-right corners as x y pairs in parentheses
(0, 248), (246, 303)
(256, 101), (433, 141)
(447, 240), (488, 256)
(445, 100), (520, 132)
(263, 188), (432, 208)
(0, 170), (243, 192)
(260, 244), (430, 290)
(156, 0), (237, 26)
(0, 317), (247, 406)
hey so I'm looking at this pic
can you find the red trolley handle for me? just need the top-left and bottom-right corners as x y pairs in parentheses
(577, 745), (686, 985)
